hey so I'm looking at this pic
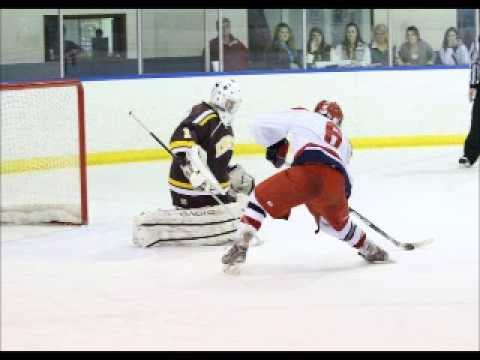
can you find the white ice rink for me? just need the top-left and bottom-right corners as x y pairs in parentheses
(1, 146), (479, 351)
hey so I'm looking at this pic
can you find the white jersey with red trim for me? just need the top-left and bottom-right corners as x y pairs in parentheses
(251, 108), (353, 196)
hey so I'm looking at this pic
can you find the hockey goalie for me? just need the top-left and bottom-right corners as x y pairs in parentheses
(133, 79), (255, 247)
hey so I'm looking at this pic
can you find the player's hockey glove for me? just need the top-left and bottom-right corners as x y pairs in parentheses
(228, 164), (255, 195)
(266, 138), (289, 168)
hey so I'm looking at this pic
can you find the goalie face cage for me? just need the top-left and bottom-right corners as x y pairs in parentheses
(0, 80), (88, 225)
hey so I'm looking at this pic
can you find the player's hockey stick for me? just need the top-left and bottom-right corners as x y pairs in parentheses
(349, 207), (434, 250)
(283, 161), (432, 250)
(128, 110), (264, 245)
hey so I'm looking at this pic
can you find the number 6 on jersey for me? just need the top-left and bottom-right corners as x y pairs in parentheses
(324, 121), (342, 148)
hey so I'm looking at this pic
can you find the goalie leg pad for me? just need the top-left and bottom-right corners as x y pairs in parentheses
(133, 202), (244, 247)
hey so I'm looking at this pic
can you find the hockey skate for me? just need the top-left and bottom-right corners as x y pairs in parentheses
(222, 243), (248, 265)
(221, 227), (254, 274)
(459, 156), (472, 168)
(358, 241), (391, 263)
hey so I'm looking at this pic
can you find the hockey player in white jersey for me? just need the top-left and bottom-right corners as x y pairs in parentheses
(222, 100), (390, 269)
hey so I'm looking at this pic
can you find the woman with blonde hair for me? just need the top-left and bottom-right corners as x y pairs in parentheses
(370, 24), (389, 66)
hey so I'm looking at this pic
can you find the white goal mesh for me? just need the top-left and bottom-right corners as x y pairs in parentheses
(1, 80), (88, 224)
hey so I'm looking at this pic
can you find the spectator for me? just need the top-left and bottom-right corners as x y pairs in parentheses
(208, 17), (249, 71)
(306, 27), (333, 67)
(334, 22), (371, 66)
(247, 9), (272, 69)
(397, 26), (434, 66)
(265, 22), (301, 69)
(61, 26), (82, 67)
(439, 27), (470, 66)
(91, 28), (108, 58)
(370, 24), (389, 66)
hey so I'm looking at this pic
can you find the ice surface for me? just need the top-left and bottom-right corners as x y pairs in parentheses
(1, 146), (478, 350)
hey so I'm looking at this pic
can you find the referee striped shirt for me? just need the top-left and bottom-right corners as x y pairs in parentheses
(471, 39), (480, 89)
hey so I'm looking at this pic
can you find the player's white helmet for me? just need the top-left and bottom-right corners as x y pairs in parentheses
(210, 79), (241, 127)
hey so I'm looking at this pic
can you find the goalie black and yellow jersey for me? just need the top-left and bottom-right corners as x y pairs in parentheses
(168, 102), (234, 199)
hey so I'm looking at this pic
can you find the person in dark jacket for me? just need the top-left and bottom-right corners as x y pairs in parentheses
(459, 35), (480, 167)
(306, 27), (332, 67)
(208, 17), (249, 71)
(265, 22), (301, 70)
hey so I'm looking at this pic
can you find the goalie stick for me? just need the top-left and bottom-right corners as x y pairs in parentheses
(129, 110), (227, 198)
(128, 110), (264, 245)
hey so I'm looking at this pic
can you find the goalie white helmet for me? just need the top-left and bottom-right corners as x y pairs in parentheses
(210, 79), (241, 127)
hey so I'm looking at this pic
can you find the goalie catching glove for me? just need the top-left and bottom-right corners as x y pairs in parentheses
(228, 164), (255, 195)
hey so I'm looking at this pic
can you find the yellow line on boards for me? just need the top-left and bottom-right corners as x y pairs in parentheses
(0, 135), (466, 174)
(0, 156), (78, 174)
(351, 134), (465, 148)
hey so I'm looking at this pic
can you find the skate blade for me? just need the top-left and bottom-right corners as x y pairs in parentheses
(223, 263), (243, 275)
(369, 258), (396, 264)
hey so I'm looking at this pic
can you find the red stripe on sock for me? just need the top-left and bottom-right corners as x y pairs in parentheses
(241, 215), (262, 230)
(354, 233), (366, 249)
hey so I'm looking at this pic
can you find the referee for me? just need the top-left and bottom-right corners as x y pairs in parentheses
(459, 35), (480, 167)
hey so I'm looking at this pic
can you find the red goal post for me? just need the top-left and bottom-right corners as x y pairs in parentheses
(0, 80), (88, 225)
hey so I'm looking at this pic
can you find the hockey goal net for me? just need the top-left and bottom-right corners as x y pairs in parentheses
(0, 80), (88, 225)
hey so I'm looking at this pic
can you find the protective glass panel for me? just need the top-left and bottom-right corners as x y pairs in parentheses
(260, 9), (304, 71)
(0, 9), (61, 81)
(390, 9), (460, 66)
(309, 9), (373, 68)
(142, 9), (206, 74)
(60, 9), (138, 77)
(212, 9), (250, 72)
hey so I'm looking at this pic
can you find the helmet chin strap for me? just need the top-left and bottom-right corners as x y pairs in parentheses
(211, 103), (233, 127)
(219, 110), (233, 127)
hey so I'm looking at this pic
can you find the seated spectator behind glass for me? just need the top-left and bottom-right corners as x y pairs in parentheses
(91, 28), (108, 58)
(334, 22), (371, 66)
(208, 17), (249, 71)
(306, 27), (332, 67)
(439, 27), (470, 66)
(370, 24), (389, 66)
(265, 22), (301, 69)
(397, 26), (434, 66)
